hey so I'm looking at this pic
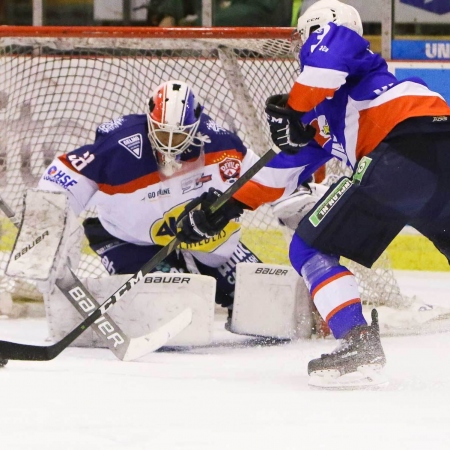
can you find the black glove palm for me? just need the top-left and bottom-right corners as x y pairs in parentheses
(265, 94), (316, 154)
(177, 188), (244, 244)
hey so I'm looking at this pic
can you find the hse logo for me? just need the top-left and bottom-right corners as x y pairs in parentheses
(400, 0), (450, 15)
(150, 202), (239, 251)
(43, 166), (78, 189)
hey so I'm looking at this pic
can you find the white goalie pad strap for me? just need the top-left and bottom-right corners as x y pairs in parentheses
(6, 189), (82, 284)
(44, 273), (216, 348)
(271, 183), (329, 231)
(230, 263), (313, 339)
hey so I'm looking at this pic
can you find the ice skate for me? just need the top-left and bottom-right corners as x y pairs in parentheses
(308, 309), (388, 389)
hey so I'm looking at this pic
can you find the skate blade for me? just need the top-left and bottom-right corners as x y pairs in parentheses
(308, 364), (389, 390)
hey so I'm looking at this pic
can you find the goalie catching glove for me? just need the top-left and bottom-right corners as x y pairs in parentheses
(177, 188), (245, 244)
(265, 94), (316, 154)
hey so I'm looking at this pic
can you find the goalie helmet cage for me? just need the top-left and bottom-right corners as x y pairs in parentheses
(0, 26), (407, 310)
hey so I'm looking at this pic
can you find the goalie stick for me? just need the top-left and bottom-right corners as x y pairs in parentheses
(0, 197), (193, 361)
(0, 147), (279, 362)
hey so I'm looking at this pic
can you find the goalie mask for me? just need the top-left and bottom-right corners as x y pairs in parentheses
(147, 80), (204, 175)
(296, 0), (363, 45)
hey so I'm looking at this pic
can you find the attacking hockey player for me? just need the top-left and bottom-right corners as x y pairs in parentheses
(177, 0), (450, 388)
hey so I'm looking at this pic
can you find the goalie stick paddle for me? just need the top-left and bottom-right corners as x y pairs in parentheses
(0, 147), (278, 361)
(0, 196), (193, 361)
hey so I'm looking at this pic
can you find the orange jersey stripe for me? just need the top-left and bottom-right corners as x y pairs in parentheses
(233, 180), (285, 210)
(356, 95), (450, 159)
(325, 298), (361, 324)
(60, 149), (245, 195)
(288, 82), (337, 113)
(311, 270), (353, 298)
(59, 153), (162, 195)
(98, 171), (161, 195)
(59, 154), (79, 173)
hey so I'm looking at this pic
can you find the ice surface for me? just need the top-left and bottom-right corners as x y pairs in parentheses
(1, 271), (450, 450)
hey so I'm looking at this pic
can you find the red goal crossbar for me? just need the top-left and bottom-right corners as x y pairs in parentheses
(0, 26), (293, 40)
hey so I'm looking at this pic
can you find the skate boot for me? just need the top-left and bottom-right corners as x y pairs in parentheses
(0, 358), (8, 368)
(308, 309), (388, 389)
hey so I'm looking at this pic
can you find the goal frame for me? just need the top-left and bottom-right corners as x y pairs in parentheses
(0, 25), (431, 337)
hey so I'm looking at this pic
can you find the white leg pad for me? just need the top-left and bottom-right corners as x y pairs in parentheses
(230, 263), (313, 339)
(45, 273), (216, 347)
(6, 189), (83, 292)
(6, 190), (69, 280)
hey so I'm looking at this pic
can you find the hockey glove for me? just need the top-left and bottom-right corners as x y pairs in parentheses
(176, 188), (245, 244)
(265, 94), (316, 154)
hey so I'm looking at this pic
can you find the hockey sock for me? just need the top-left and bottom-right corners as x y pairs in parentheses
(289, 235), (367, 339)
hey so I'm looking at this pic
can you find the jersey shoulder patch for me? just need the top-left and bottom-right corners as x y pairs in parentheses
(118, 133), (143, 159)
(97, 116), (126, 134)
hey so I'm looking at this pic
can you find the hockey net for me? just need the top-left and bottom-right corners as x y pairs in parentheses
(0, 27), (417, 324)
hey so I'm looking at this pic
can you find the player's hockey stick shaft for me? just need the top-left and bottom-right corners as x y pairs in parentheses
(0, 148), (278, 361)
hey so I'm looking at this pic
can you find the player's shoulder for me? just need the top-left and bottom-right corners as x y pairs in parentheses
(95, 114), (147, 139)
(62, 113), (154, 178)
(301, 22), (369, 61)
(197, 114), (246, 155)
(87, 113), (148, 157)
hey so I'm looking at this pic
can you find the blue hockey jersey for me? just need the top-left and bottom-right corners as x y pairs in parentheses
(235, 22), (450, 209)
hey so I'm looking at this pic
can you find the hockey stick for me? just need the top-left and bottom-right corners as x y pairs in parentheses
(0, 147), (278, 361)
(0, 197), (192, 361)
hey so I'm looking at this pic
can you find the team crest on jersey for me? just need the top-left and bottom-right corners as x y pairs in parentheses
(98, 117), (125, 134)
(118, 134), (143, 159)
(219, 157), (241, 184)
(311, 115), (331, 147)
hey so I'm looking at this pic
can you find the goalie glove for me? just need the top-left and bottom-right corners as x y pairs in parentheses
(177, 188), (245, 244)
(271, 182), (329, 231)
(265, 94), (316, 154)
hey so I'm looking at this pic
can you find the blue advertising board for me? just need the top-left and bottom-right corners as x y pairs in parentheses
(400, 0), (450, 15)
(392, 40), (450, 60)
(392, 67), (450, 104)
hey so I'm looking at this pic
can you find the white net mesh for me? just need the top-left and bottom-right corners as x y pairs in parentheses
(0, 27), (409, 310)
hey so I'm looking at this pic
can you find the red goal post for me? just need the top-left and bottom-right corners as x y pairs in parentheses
(0, 26), (409, 317)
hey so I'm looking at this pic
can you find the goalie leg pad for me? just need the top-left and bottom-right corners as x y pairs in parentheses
(44, 273), (216, 347)
(230, 263), (313, 339)
(6, 189), (83, 288)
